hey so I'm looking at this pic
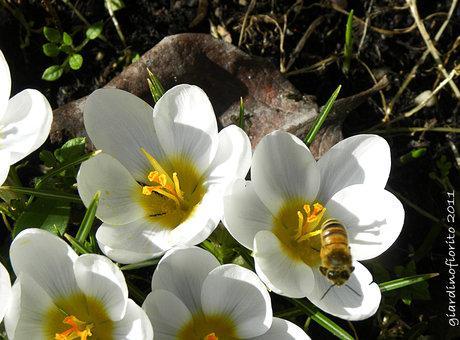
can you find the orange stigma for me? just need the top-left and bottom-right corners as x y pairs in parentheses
(204, 333), (219, 340)
(55, 315), (93, 340)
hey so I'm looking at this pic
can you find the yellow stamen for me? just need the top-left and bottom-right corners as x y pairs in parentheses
(141, 148), (174, 185)
(173, 172), (184, 201)
(55, 315), (93, 340)
(204, 333), (219, 340)
(294, 203), (326, 242)
(294, 211), (304, 239)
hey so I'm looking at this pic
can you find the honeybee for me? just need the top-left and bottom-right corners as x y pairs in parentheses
(319, 218), (355, 286)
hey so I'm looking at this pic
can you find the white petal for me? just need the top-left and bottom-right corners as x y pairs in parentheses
(5, 273), (60, 340)
(151, 246), (220, 314)
(223, 179), (273, 250)
(254, 231), (314, 298)
(0, 262), (11, 322)
(326, 184), (405, 261)
(250, 317), (310, 340)
(252, 131), (320, 214)
(142, 289), (192, 339)
(10, 228), (79, 300)
(201, 264), (272, 338)
(317, 134), (391, 202)
(77, 153), (145, 225)
(168, 181), (224, 246)
(0, 50), (11, 120)
(0, 89), (52, 164)
(203, 125), (252, 185)
(153, 84), (218, 173)
(306, 262), (381, 321)
(84, 88), (165, 181)
(0, 149), (10, 186)
(96, 219), (170, 264)
(113, 299), (153, 340)
(73, 254), (128, 321)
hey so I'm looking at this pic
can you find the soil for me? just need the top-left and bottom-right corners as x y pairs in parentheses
(1, 0), (459, 338)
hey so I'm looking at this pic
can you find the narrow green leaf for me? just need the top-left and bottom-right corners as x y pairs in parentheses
(86, 21), (103, 40)
(291, 299), (354, 340)
(42, 65), (63, 81)
(379, 273), (439, 293)
(342, 9), (354, 74)
(304, 85), (341, 146)
(120, 258), (161, 271)
(399, 147), (427, 164)
(147, 68), (165, 103)
(64, 233), (90, 254)
(62, 32), (73, 46)
(42, 43), (60, 57)
(0, 186), (82, 203)
(69, 54), (83, 70)
(76, 191), (100, 244)
(105, 0), (125, 12)
(239, 97), (245, 130)
(43, 26), (61, 43)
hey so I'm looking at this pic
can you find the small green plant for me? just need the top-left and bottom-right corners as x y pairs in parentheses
(342, 9), (354, 75)
(41, 23), (103, 81)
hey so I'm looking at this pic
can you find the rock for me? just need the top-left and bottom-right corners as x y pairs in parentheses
(51, 33), (318, 149)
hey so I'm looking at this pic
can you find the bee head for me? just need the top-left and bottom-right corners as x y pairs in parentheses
(320, 266), (354, 286)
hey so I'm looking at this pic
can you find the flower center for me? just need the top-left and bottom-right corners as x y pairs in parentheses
(45, 293), (114, 340)
(55, 315), (93, 340)
(177, 313), (239, 340)
(273, 199), (326, 266)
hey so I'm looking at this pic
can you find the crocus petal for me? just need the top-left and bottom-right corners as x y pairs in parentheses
(77, 153), (146, 225)
(84, 88), (165, 181)
(113, 299), (153, 340)
(0, 150), (10, 186)
(0, 262), (11, 322)
(73, 254), (128, 321)
(10, 228), (79, 300)
(253, 231), (314, 298)
(151, 246), (220, 314)
(201, 264), (272, 338)
(317, 134), (391, 202)
(153, 84), (218, 174)
(223, 179), (273, 250)
(203, 125), (252, 185)
(252, 131), (320, 214)
(96, 219), (170, 264)
(168, 181), (224, 246)
(142, 289), (192, 339)
(0, 49), (11, 119)
(326, 184), (405, 261)
(250, 317), (310, 340)
(5, 273), (60, 340)
(0, 89), (52, 164)
(306, 262), (381, 321)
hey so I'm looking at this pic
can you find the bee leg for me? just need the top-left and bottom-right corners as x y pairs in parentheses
(345, 284), (361, 297)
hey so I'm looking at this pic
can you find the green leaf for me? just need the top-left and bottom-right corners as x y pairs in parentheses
(69, 54), (83, 70)
(105, 0), (125, 12)
(60, 45), (73, 54)
(379, 273), (438, 293)
(147, 68), (165, 103)
(76, 191), (100, 244)
(131, 53), (140, 63)
(86, 21), (103, 40)
(239, 97), (245, 130)
(54, 137), (86, 164)
(342, 9), (354, 74)
(42, 43), (60, 57)
(304, 85), (341, 146)
(0, 186), (81, 203)
(42, 65), (63, 81)
(121, 258), (161, 271)
(39, 150), (58, 168)
(43, 26), (62, 43)
(62, 32), (73, 46)
(64, 233), (90, 254)
(13, 198), (70, 237)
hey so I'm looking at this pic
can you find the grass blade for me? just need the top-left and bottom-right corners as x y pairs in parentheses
(304, 85), (341, 147)
(64, 233), (91, 254)
(0, 186), (82, 203)
(147, 68), (165, 103)
(291, 299), (354, 340)
(239, 97), (245, 130)
(342, 9), (354, 74)
(120, 258), (161, 271)
(76, 191), (100, 244)
(379, 273), (439, 293)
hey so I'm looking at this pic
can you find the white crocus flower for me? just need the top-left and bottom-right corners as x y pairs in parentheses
(4, 228), (153, 339)
(0, 262), (11, 323)
(77, 84), (251, 264)
(0, 50), (52, 186)
(143, 246), (310, 340)
(223, 130), (405, 321)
